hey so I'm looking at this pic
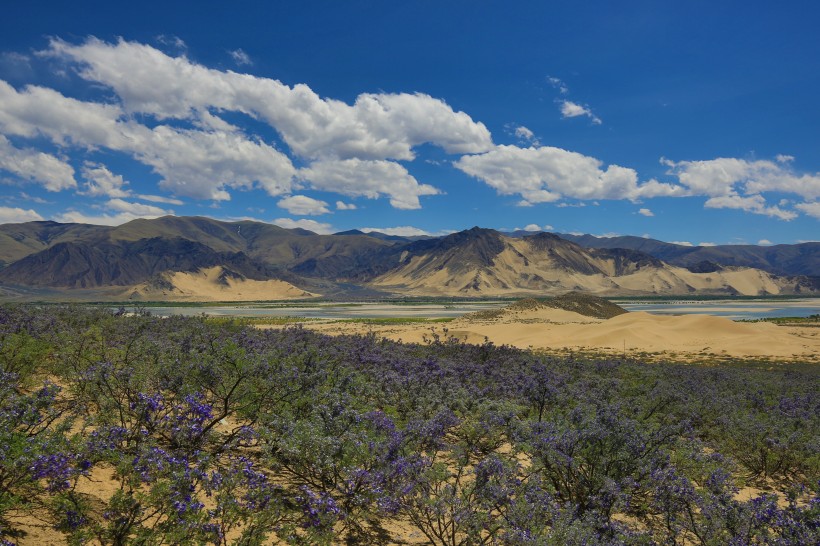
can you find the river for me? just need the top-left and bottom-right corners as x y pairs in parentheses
(130, 298), (820, 321)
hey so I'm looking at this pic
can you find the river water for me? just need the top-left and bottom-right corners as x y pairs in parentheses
(133, 298), (820, 321)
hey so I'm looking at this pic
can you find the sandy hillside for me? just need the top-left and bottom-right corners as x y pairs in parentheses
(369, 236), (803, 297)
(126, 266), (317, 301)
(296, 305), (820, 361)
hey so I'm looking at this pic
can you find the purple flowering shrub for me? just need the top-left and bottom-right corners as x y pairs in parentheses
(0, 304), (817, 544)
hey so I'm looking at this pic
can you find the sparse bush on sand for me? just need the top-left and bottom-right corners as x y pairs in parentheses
(0, 304), (817, 545)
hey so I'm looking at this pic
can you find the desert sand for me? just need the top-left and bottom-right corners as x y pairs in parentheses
(126, 266), (316, 301)
(292, 305), (820, 362)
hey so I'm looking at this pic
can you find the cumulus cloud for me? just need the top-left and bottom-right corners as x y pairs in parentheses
(560, 101), (602, 124)
(360, 226), (432, 237)
(299, 159), (439, 210)
(455, 145), (683, 205)
(0, 206), (43, 224)
(638, 208), (654, 217)
(758, 239), (773, 245)
(671, 241), (694, 247)
(5, 36), (818, 224)
(704, 194), (797, 220)
(699, 242), (717, 247)
(0, 79), (297, 201)
(80, 163), (130, 198)
(335, 201), (357, 210)
(0, 135), (76, 191)
(46, 37), (493, 161)
(277, 195), (330, 216)
(272, 217), (334, 234)
(662, 156), (820, 219)
(0, 37), (500, 210)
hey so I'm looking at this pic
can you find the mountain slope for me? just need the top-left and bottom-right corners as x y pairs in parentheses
(0, 218), (816, 299)
(558, 233), (820, 277)
(0, 221), (110, 267)
(369, 230), (812, 296)
(0, 237), (273, 289)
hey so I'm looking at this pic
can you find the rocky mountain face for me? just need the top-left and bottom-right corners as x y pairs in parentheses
(368, 228), (815, 296)
(0, 216), (816, 299)
(558, 233), (820, 278)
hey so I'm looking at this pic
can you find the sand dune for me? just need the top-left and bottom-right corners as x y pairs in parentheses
(298, 306), (819, 361)
(127, 266), (316, 302)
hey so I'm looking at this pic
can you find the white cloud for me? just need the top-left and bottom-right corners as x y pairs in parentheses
(795, 201), (820, 219)
(0, 80), (128, 148)
(46, 38), (493, 161)
(80, 162), (130, 198)
(514, 126), (534, 140)
(142, 126), (297, 201)
(698, 242), (717, 247)
(638, 208), (654, 217)
(54, 198), (172, 226)
(272, 217), (334, 234)
(106, 198), (169, 216)
(19, 192), (51, 204)
(455, 145), (683, 204)
(758, 239), (773, 245)
(663, 157), (820, 200)
(0, 135), (76, 191)
(0, 206), (43, 224)
(671, 241), (694, 246)
(0, 80), (297, 202)
(511, 124), (539, 145)
(336, 201), (356, 210)
(559, 101), (601, 124)
(0, 37), (502, 210)
(277, 195), (330, 216)
(137, 194), (184, 205)
(299, 158), (439, 210)
(229, 48), (252, 66)
(547, 76), (569, 94)
(662, 156), (820, 220)
(360, 226), (432, 237)
(521, 224), (542, 232)
(704, 194), (797, 220)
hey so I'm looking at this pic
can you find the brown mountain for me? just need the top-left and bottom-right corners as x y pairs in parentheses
(558, 233), (820, 277)
(368, 228), (814, 296)
(0, 217), (816, 299)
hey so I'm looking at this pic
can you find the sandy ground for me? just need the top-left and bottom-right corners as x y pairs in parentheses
(126, 266), (317, 301)
(291, 306), (820, 362)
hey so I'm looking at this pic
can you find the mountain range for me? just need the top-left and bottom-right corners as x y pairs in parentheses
(0, 216), (817, 300)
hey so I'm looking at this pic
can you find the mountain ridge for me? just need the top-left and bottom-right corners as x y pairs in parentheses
(0, 216), (817, 300)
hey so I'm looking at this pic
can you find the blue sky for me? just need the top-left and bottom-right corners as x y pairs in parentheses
(1, 1), (819, 245)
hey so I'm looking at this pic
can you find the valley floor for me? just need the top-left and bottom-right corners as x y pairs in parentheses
(276, 306), (820, 362)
